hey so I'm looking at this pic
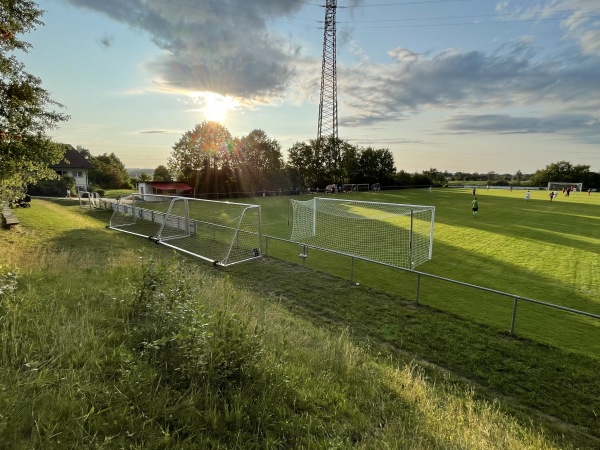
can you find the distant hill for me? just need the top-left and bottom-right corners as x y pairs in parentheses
(127, 168), (153, 178)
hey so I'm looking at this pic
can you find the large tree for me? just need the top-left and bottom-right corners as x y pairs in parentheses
(287, 137), (354, 188)
(76, 147), (131, 189)
(357, 147), (396, 185)
(153, 164), (171, 182)
(235, 129), (283, 192)
(168, 121), (233, 193)
(0, 0), (69, 202)
(286, 139), (324, 188)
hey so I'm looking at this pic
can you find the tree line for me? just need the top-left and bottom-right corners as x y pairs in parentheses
(166, 121), (398, 194)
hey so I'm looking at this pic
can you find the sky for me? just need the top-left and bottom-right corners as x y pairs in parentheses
(14, 0), (600, 174)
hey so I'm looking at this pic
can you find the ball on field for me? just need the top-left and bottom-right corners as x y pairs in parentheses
(355, 282), (360, 286)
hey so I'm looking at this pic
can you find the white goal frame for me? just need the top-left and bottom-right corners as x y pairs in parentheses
(547, 182), (583, 192)
(78, 191), (101, 210)
(108, 194), (262, 266)
(290, 197), (435, 269)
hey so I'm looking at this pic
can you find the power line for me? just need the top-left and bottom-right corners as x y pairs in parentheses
(340, 9), (598, 24)
(342, 15), (600, 29)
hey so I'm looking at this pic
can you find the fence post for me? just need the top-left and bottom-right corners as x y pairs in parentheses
(415, 273), (421, 305)
(510, 297), (519, 336)
(350, 257), (355, 283)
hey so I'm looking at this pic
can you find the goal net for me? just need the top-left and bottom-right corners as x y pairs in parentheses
(547, 182), (583, 192)
(290, 197), (435, 269)
(108, 194), (262, 266)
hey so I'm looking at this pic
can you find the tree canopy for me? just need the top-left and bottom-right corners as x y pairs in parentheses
(287, 138), (395, 188)
(168, 122), (287, 193)
(153, 165), (171, 182)
(0, 0), (69, 201)
(529, 161), (599, 188)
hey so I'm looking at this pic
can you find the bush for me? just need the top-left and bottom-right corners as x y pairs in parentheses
(128, 257), (262, 390)
(29, 177), (73, 197)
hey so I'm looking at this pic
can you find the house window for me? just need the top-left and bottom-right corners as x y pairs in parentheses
(72, 171), (83, 177)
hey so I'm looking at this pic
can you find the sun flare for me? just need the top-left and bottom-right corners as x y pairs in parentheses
(193, 92), (237, 123)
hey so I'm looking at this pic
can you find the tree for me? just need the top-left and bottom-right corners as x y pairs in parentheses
(168, 121), (232, 193)
(286, 140), (322, 188)
(236, 129), (283, 192)
(153, 165), (171, 182)
(340, 142), (361, 184)
(138, 172), (151, 182)
(87, 152), (131, 189)
(530, 161), (578, 186)
(0, 0), (69, 201)
(422, 168), (445, 186)
(357, 147), (396, 185)
(394, 170), (413, 186)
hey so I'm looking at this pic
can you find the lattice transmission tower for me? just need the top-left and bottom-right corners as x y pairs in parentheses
(317, 0), (338, 142)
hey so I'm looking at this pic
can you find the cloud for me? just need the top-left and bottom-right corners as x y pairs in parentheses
(442, 112), (600, 145)
(139, 130), (177, 134)
(338, 36), (600, 131)
(97, 32), (114, 49)
(58, 0), (306, 99)
(499, 0), (600, 55)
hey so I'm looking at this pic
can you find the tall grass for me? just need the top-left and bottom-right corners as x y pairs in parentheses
(0, 199), (580, 448)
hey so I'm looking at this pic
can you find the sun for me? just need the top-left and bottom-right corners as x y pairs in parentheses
(195, 92), (237, 123)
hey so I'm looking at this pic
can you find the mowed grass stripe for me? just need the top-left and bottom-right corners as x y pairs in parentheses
(249, 188), (600, 358)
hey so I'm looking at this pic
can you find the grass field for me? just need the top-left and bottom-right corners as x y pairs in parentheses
(2, 192), (598, 448)
(243, 187), (600, 358)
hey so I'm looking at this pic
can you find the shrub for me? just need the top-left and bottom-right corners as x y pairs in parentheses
(128, 257), (262, 390)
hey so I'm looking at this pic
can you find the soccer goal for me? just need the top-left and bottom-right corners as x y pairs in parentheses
(547, 182), (583, 192)
(290, 197), (435, 269)
(108, 194), (262, 266)
(78, 191), (101, 210)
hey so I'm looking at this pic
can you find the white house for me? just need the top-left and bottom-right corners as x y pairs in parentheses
(50, 145), (94, 192)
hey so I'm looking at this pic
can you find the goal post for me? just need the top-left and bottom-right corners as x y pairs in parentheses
(108, 195), (262, 266)
(290, 197), (435, 269)
(547, 182), (583, 192)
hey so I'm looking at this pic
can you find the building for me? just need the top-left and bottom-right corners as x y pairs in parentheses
(50, 145), (94, 192)
(137, 181), (194, 197)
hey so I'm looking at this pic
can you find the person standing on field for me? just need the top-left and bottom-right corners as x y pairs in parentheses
(525, 190), (530, 201)
(471, 197), (479, 217)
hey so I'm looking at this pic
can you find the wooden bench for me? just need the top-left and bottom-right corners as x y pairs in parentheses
(1, 208), (19, 229)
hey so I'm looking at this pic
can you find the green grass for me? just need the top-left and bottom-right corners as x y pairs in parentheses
(1, 196), (599, 448)
(247, 188), (600, 358)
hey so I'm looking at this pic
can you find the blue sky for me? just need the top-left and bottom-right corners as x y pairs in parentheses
(16, 0), (600, 173)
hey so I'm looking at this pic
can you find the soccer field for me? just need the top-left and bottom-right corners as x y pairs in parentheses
(251, 187), (600, 357)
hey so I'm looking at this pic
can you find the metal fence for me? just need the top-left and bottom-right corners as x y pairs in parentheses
(262, 234), (600, 339)
(96, 197), (600, 342)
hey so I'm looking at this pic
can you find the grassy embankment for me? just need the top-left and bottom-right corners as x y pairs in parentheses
(0, 197), (598, 448)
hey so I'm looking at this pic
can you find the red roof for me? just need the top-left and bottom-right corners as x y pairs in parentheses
(151, 182), (193, 191)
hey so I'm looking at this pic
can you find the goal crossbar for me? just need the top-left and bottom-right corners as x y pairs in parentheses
(547, 182), (583, 192)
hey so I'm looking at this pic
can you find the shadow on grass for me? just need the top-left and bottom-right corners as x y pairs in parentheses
(225, 257), (600, 449)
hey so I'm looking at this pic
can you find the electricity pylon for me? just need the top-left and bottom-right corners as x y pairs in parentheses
(317, 0), (338, 142)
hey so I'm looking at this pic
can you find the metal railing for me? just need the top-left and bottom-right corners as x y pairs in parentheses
(262, 234), (600, 338)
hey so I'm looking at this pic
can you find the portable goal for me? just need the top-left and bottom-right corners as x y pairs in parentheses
(290, 197), (435, 269)
(108, 194), (262, 266)
(547, 182), (583, 192)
